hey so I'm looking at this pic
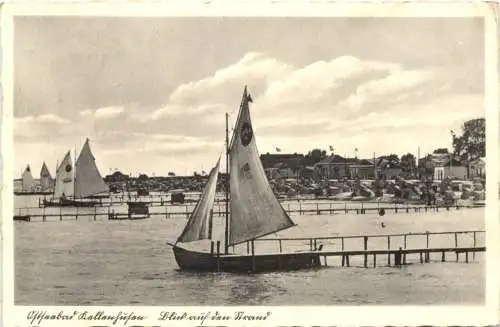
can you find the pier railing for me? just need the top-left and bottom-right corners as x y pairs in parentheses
(19, 201), (485, 222)
(237, 230), (485, 268)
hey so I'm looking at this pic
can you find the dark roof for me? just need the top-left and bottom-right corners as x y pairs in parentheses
(260, 153), (304, 170)
(375, 157), (401, 169)
(316, 155), (349, 165)
(316, 155), (375, 166)
(419, 153), (463, 167)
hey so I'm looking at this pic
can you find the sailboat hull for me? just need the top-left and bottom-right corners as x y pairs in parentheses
(42, 198), (99, 207)
(14, 191), (52, 196)
(172, 245), (321, 273)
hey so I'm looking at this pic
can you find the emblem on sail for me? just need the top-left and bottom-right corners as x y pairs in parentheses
(176, 158), (221, 243)
(228, 86), (295, 246)
(54, 151), (74, 198)
(52, 138), (109, 199)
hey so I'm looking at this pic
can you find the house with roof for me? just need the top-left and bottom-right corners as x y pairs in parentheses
(421, 153), (468, 180)
(349, 159), (376, 179)
(468, 157), (486, 179)
(373, 157), (402, 179)
(313, 155), (352, 179)
(313, 155), (376, 180)
(260, 153), (304, 180)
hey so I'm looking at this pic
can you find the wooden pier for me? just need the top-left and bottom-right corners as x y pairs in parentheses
(19, 201), (485, 223)
(244, 230), (486, 268)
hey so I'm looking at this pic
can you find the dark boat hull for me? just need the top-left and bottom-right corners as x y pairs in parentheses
(108, 213), (150, 220)
(42, 198), (98, 207)
(14, 215), (31, 222)
(171, 244), (321, 273)
(14, 191), (52, 196)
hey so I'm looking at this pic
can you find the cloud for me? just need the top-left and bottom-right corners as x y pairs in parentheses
(15, 113), (70, 125)
(14, 52), (484, 175)
(78, 106), (125, 119)
(168, 52), (293, 106)
(79, 109), (93, 117)
(15, 114), (71, 140)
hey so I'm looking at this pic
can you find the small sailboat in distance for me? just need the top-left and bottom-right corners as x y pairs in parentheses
(168, 86), (321, 273)
(43, 138), (109, 207)
(14, 163), (54, 195)
(40, 162), (53, 192)
(21, 165), (34, 192)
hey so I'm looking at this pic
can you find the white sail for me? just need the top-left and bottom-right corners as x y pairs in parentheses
(54, 151), (74, 198)
(228, 87), (295, 246)
(21, 165), (34, 191)
(177, 159), (220, 243)
(74, 138), (109, 198)
(40, 162), (53, 191)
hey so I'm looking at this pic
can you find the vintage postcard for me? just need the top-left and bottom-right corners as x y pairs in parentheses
(1, 1), (499, 326)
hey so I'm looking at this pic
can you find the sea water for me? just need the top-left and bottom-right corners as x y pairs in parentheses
(14, 195), (485, 305)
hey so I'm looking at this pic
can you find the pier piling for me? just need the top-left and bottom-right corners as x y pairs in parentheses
(216, 241), (221, 272)
(473, 231), (476, 260)
(251, 240), (256, 272)
(363, 236), (368, 268)
(425, 232), (430, 262)
(387, 236), (391, 265)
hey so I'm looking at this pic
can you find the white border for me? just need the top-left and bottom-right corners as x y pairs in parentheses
(1, 2), (499, 326)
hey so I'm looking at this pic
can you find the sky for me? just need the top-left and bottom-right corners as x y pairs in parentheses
(13, 17), (484, 177)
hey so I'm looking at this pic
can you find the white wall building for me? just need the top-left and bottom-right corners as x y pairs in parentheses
(434, 165), (468, 181)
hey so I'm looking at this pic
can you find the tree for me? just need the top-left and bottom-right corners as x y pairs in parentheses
(452, 118), (485, 161)
(304, 148), (327, 165)
(379, 154), (400, 164)
(433, 148), (449, 154)
(400, 153), (416, 175)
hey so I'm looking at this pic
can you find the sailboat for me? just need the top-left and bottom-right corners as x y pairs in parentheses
(43, 138), (110, 207)
(40, 162), (54, 192)
(14, 165), (38, 195)
(14, 163), (55, 195)
(168, 86), (321, 273)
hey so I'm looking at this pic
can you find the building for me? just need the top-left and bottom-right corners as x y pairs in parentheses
(349, 159), (375, 179)
(260, 153), (304, 180)
(433, 157), (468, 180)
(314, 155), (376, 180)
(374, 157), (402, 179)
(468, 157), (486, 179)
(314, 155), (352, 179)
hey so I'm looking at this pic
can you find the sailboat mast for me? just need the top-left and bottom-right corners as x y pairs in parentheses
(224, 112), (230, 254)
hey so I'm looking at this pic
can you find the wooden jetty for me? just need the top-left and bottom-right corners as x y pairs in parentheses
(188, 230), (485, 273)
(16, 201), (485, 223)
(241, 230), (486, 271)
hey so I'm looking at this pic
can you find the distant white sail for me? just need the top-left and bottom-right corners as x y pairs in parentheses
(54, 151), (74, 198)
(21, 165), (34, 192)
(40, 162), (53, 191)
(228, 87), (295, 246)
(74, 138), (109, 198)
(177, 158), (220, 243)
